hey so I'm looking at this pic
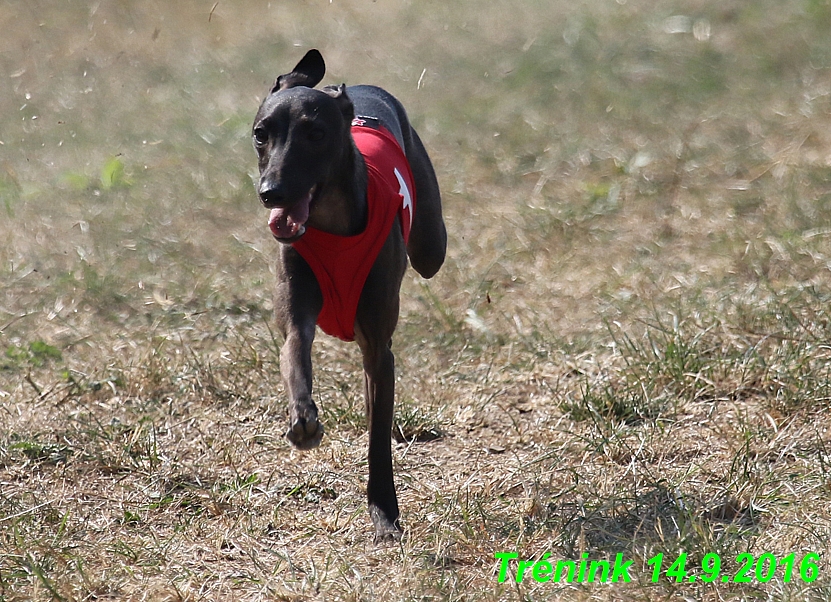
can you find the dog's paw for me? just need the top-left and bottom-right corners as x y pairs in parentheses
(286, 414), (324, 450)
(373, 526), (404, 545)
(370, 506), (403, 544)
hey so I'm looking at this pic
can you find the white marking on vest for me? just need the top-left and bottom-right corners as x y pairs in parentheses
(394, 167), (412, 231)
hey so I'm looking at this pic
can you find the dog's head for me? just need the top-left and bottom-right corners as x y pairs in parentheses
(253, 49), (354, 242)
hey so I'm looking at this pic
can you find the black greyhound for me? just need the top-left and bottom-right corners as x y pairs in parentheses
(252, 49), (446, 539)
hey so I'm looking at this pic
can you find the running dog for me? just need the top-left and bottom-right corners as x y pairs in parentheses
(252, 49), (446, 539)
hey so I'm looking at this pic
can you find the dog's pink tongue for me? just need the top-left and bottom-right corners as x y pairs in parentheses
(268, 194), (311, 240)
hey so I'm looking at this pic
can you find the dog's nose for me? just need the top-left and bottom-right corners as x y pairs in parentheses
(259, 181), (286, 208)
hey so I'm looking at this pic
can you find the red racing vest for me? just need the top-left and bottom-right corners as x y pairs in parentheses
(291, 121), (416, 342)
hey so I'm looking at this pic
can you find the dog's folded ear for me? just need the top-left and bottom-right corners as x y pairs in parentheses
(323, 84), (354, 122)
(272, 49), (326, 92)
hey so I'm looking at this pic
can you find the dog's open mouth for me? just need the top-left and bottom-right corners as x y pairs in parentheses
(268, 186), (316, 241)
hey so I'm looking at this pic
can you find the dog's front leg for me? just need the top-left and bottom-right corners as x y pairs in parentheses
(275, 253), (324, 450)
(354, 231), (407, 540)
(280, 320), (324, 450)
(360, 339), (401, 540)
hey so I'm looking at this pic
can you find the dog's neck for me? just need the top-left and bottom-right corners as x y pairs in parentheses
(307, 138), (368, 237)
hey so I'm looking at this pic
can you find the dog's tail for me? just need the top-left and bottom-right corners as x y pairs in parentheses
(404, 127), (446, 279)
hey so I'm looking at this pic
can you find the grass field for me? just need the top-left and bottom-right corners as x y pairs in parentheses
(2, 0), (831, 600)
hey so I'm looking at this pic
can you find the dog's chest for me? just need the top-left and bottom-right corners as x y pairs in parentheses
(289, 123), (416, 341)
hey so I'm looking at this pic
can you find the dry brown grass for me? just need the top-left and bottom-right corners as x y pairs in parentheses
(2, 0), (831, 600)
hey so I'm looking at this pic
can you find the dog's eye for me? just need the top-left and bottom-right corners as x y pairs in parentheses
(308, 128), (325, 142)
(253, 127), (268, 145)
